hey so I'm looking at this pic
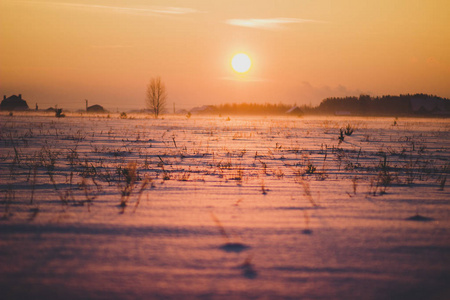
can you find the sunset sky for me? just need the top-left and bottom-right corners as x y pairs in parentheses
(1, 0), (449, 111)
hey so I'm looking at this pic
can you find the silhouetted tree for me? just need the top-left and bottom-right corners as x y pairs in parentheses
(146, 76), (167, 118)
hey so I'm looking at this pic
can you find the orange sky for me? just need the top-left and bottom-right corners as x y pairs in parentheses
(1, 0), (449, 111)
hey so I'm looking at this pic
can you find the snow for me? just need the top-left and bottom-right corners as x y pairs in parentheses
(1, 113), (449, 299)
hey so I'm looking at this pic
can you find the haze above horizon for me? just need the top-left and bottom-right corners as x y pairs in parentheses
(1, 0), (449, 111)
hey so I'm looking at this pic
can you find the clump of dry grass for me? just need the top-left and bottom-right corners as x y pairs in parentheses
(116, 161), (151, 212)
(305, 162), (316, 175)
(376, 155), (393, 195)
(229, 164), (244, 184)
(118, 162), (137, 212)
(343, 124), (354, 136)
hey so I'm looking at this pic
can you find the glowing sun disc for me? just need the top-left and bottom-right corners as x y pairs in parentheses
(231, 53), (251, 73)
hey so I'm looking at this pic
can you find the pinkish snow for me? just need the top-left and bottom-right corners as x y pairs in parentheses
(0, 113), (449, 299)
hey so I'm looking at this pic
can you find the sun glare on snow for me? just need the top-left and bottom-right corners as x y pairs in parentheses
(231, 53), (252, 73)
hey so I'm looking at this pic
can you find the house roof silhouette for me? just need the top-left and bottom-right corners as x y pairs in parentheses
(87, 104), (106, 113)
(1, 94), (29, 111)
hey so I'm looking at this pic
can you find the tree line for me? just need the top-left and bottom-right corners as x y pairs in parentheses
(316, 94), (450, 116)
(146, 77), (449, 117)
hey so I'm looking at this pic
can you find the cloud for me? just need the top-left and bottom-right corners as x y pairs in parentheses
(17, 1), (201, 16)
(225, 18), (318, 30)
(148, 7), (199, 15)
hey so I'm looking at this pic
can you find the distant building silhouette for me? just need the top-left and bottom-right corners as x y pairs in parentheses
(1, 94), (29, 111)
(84, 99), (106, 113)
(87, 104), (106, 113)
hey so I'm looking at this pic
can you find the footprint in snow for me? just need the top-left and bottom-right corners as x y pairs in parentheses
(220, 242), (250, 253)
(405, 214), (434, 222)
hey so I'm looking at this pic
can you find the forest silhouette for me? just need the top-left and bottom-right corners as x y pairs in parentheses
(206, 94), (450, 117)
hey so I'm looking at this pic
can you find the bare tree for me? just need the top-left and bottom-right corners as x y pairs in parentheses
(146, 76), (167, 118)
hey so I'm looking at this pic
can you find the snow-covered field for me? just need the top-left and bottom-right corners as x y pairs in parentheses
(1, 113), (449, 299)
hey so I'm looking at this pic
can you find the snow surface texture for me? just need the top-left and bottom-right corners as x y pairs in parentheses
(0, 114), (449, 299)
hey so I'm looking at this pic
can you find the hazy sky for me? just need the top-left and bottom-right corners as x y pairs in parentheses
(1, 0), (449, 111)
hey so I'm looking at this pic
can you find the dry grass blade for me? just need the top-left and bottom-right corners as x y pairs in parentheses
(239, 255), (258, 279)
(210, 212), (230, 241)
(300, 180), (319, 207)
(133, 177), (151, 213)
(30, 165), (38, 204)
(302, 210), (313, 234)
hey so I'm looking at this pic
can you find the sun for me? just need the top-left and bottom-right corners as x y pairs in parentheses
(231, 53), (251, 73)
